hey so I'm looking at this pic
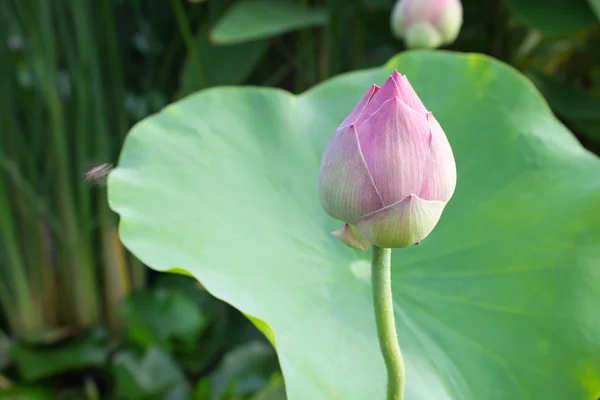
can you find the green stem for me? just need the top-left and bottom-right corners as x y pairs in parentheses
(372, 246), (405, 400)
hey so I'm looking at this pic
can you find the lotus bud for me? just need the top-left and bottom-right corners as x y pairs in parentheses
(390, 0), (463, 49)
(318, 71), (456, 250)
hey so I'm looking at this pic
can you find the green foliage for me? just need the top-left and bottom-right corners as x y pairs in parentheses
(0, 386), (55, 400)
(108, 51), (600, 399)
(530, 73), (600, 145)
(120, 289), (208, 353)
(203, 341), (280, 400)
(113, 346), (191, 400)
(10, 330), (108, 381)
(0, 331), (9, 371)
(178, 33), (270, 98)
(3, 0), (600, 398)
(0, 0), (146, 338)
(211, 1), (328, 44)
(504, 0), (597, 36)
(248, 376), (286, 400)
(590, 0), (600, 20)
(2, 278), (282, 399)
(111, 276), (282, 399)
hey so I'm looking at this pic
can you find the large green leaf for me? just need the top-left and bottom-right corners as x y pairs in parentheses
(210, 0), (327, 45)
(108, 51), (600, 399)
(504, 0), (597, 36)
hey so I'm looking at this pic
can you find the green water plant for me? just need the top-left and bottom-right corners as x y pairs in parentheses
(108, 51), (600, 399)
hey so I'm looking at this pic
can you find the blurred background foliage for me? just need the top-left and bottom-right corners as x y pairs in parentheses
(0, 0), (598, 398)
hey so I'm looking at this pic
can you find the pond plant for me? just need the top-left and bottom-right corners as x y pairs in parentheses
(108, 50), (600, 400)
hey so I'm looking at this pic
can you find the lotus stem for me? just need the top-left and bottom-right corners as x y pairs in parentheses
(372, 246), (405, 400)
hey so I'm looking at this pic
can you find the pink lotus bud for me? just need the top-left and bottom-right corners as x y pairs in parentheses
(318, 71), (456, 250)
(390, 0), (463, 49)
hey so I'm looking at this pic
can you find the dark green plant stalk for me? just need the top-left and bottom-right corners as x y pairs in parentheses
(18, 0), (100, 326)
(0, 0), (154, 340)
(98, 0), (147, 293)
(352, 2), (364, 70)
(68, 0), (132, 331)
(296, 0), (317, 91)
(0, 0), (149, 337)
(0, 175), (34, 332)
(0, 5), (45, 333)
(4, 1), (61, 330)
(322, 0), (341, 80)
(372, 246), (405, 400)
(173, 0), (209, 88)
(99, 0), (128, 141)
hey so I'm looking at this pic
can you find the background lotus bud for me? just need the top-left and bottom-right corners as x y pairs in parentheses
(390, 0), (463, 49)
(318, 71), (456, 250)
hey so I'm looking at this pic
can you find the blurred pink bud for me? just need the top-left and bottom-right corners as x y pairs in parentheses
(390, 0), (463, 49)
(318, 71), (456, 250)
